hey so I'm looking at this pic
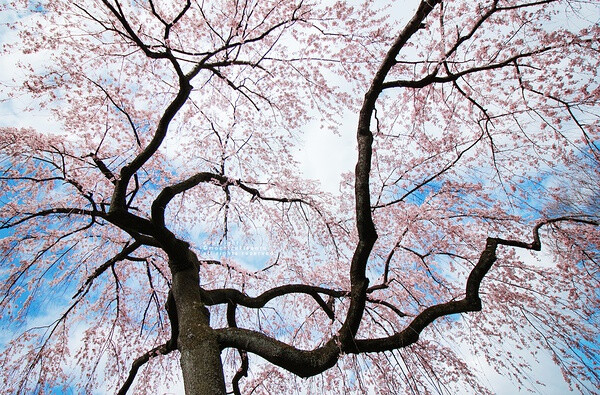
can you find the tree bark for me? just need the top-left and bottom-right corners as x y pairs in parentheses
(171, 262), (226, 394)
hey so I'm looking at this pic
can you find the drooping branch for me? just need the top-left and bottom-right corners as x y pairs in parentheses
(373, 131), (484, 209)
(188, 2), (308, 70)
(85, 77), (141, 147)
(97, 1), (195, 213)
(380, 0), (570, 99)
(440, 0), (557, 65)
(116, 343), (173, 395)
(520, 85), (600, 162)
(101, 1), (307, 215)
(0, 207), (101, 229)
(72, 241), (142, 299)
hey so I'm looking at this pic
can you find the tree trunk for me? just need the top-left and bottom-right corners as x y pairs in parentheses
(171, 265), (226, 394)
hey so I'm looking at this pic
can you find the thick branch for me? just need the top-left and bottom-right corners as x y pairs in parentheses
(341, 0), (441, 347)
(382, 46), (556, 90)
(346, 217), (599, 353)
(111, 79), (192, 212)
(216, 328), (340, 378)
(217, 218), (597, 377)
(151, 172), (314, 228)
(151, 172), (214, 229)
(100, 0), (172, 61)
(105, 210), (155, 239)
(201, 284), (344, 321)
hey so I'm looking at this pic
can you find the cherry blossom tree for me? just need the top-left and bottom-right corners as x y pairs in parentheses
(1, 0), (599, 393)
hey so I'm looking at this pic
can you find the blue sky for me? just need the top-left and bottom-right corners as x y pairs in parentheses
(0, 1), (598, 394)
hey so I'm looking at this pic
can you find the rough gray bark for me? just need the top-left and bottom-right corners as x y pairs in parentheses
(171, 260), (226, 394)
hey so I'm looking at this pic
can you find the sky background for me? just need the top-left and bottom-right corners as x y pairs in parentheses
(0, 1), (595, 394)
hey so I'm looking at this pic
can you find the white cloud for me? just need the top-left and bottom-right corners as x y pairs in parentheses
(295, 114), (357, 195)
